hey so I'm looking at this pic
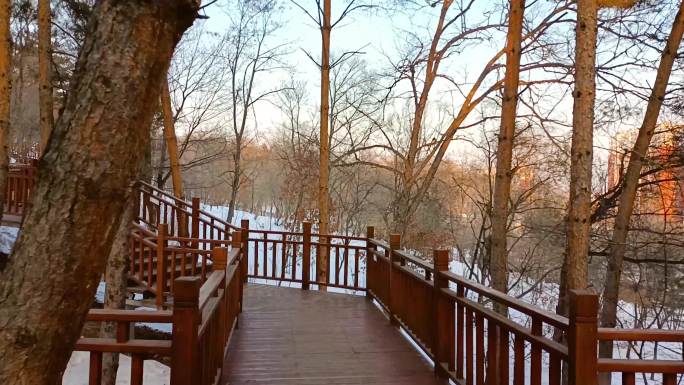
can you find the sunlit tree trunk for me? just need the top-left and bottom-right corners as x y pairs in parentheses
(0, 1), (198, 383)
(318, 0), (331, 290)
(558, 0), (598, 316)
(0, 0), (10, 219)
(99, 195), (135, 385)
(489, 0), (525, 307)
(161, 79), (184, 199)
(599, 3), (684, 382)
(38, 0), (53, 154)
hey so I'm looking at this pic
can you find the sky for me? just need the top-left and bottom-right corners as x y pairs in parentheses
(185, 0), (672, 176)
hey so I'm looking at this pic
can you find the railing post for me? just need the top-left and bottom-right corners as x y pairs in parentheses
(433, 249), (453, 377)
(171, 276), (200, 385)
(365, 226), (375, 300)
(212, 246), (229, 333)
(302, 222), (312, 290)
(241, 219), (250, 283)
(568, 289), (598, 385)
(231, 231), (244, 313)
(213, 246), (228, 271)
(191, 197), (200, 248)
(388, 233), (400, 326)
(156, 223), (168, 309)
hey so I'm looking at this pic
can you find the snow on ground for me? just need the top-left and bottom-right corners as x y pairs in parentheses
(0, 226), (18, 254)
(2, 206), (681, 385)
(62, 352), (169, 385)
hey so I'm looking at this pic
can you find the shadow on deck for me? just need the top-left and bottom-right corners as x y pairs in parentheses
(223, 284), (447, 385)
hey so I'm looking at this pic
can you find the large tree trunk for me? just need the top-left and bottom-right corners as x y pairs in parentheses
(0, 2), (198, 383)
(599, 1), (684, 378)
(558, 0), (598, 316)
(38, 0), (53, 154)
(99, 195), (135, 385)
(489, 0), (525, 306)
(161, 79), (184, 199)
(317, 0), (331, 290)
(0, 0), (10, 219)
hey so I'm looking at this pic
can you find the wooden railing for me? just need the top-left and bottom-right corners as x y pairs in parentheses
(364, 230), (684, 385)
(76, 231), (245, 385)
(10, 170), (675, 384)
(240, 220), (367, 291)
(129, 222), (231, 308)
(5, 162), (37, 216)
(135, 181), (239, 242)
(597, 329), (684, 385)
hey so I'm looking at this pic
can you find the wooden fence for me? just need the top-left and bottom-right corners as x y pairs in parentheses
(75, 230), (245, 385)
(4, 162), (37, 216)
(13, 171), (680, 384)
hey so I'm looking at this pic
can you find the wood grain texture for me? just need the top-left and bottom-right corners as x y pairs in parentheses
(223, 284), (446, 384)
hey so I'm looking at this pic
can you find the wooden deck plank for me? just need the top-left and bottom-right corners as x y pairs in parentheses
(223, 284), (446, 385)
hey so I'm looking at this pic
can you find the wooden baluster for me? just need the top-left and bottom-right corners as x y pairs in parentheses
(476, 313), (485, 385)
(88, 351), (102, 385)
(170, 250), (177, 292)
(388, 234), (401, 326)
(281, 233), (286, 279)
(138, 235), (144, 281)
(335, 245), (340, 286)
(343, 244), (349, 287)
(156, 224), (168, 308)
(549, 352), (561, 385)
(354, 248), (360, 289)
(365, 226), (375, 297)
(131, 355), (143, 385)
(433, 249), (453, 377)
(513, 334), (524, 385)
(302, 222), (311, 290)
(531, 319), (542, 385)
(621, 373), (635, 385)
(486, 320), (498, 385)
(568, 289), (599, 385)
(466, 308), (474, 385)
(499, 329), (509, 385)
(241, 219), (250, 281)
(456, 285), (465, 380)
(171, 277), (201, 385)
(291, 234), (298, 282)
(263, 232), (268, 277)
(663, 373), (677, 385)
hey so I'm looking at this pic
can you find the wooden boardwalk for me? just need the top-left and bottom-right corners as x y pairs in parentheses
(222, 284), (446, 385)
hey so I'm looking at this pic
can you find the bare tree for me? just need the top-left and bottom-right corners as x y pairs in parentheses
(0, 0), (10, 219)
(490, 0), (526, 303)
(161, 78), (185, 199)
(598, 0), (684, 371)
(37, 0), (53, 153)
(223, 0), (286, 224)
(0, 1), (198, 382)
(558, 0), (599, 317)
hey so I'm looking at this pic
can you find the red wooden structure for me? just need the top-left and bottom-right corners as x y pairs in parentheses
(8, 162), (684, 384)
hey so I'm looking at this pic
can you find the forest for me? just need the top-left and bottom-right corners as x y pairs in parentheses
(0, 0), (682, 384)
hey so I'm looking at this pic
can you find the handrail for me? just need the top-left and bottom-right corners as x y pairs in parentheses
(442, 270), (569, 329)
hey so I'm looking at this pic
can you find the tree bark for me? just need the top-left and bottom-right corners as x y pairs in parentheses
(0, 0), (10, 219)
(598, 0), (684, 377)
(38, 0), (53, 154)
(0, 1), (198, 383)
(558, 0), (598, 316)
(99, 194), (135, 385)
(227, 143), (241, 224)
(317, 0), (331, 290)
(161, 79), (184, 199)
(489, 0), (525, 306)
